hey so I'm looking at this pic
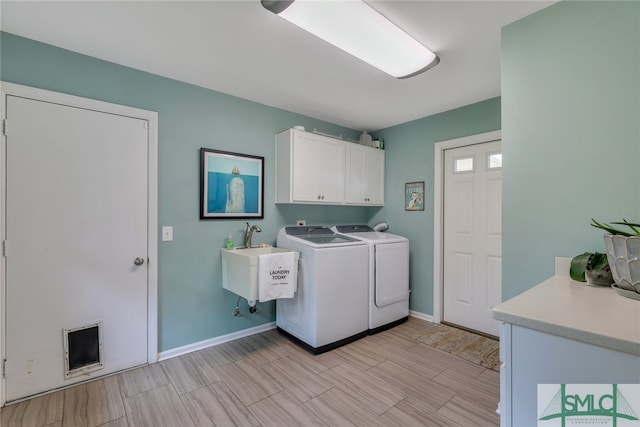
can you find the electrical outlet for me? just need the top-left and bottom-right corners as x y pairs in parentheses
(296, 219), (306, 226)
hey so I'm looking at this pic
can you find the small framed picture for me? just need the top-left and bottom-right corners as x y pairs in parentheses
(405, 181), (425, 211)
(200, 148), (264, 219)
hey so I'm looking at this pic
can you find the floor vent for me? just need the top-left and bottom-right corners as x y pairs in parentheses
(63, 321), (104, 378)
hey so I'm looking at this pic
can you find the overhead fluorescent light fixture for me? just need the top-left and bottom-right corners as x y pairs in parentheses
(262, 0), (439, 79)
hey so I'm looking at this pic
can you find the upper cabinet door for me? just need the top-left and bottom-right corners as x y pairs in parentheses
(314, 134), (345, 203)
(275, 129), (346, 204)
(291, 132), (324, 202)
(345, 143), (384, 205)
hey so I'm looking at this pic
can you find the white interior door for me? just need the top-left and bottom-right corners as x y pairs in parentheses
(4, 94), (149, 401)
(443, 140), (502, 337)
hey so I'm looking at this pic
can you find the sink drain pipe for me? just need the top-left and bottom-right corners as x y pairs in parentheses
(232, 296), (259, 316)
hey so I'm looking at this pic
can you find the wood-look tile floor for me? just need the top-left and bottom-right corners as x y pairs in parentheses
(1, 317), (499, 426)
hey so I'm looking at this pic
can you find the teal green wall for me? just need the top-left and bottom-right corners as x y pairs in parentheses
(502, 1), (640, 300)
(0, 32), (376, 352)
(371, 98), (502, 315)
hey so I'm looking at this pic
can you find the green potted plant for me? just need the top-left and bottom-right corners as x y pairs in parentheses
(591, 218), (640, 297)
(570, 251), (613, 286)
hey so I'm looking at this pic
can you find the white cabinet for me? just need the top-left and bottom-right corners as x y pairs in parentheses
(497, 323), (511, 427)
(493, 276), (640, 426)
(275, 129), (345, 204)
(275, 128), (386, 205)
(500, 324), (640, 427)
(345, 143), (384, 206)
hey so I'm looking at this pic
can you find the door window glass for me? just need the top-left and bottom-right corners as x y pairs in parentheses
(454, 156), (474, 173)
(487, 152), (502, 170)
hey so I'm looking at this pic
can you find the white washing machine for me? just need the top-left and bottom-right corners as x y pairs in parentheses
(332, 225), (410, 334)
(276, 226), (369, 354)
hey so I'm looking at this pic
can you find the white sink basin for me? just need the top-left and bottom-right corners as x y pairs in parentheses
(221, 247), (299, 303)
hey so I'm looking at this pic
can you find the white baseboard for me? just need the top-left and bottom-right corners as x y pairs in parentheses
(159, 312), (434, 362)
(157, 322), (276, 362)
(409, 310), (434, 323)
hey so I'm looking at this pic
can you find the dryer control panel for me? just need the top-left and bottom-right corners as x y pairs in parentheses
(334, 225), (374, 233)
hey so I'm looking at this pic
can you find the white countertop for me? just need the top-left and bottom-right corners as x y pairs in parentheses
(492, 275), (640, 356)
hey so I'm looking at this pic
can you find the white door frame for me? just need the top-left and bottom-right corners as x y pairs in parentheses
(433, 130), (501, 324)
(0, 82), (159, 406)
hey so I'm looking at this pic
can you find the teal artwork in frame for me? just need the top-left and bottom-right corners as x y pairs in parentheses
(200, 148), (264, 219)
(405, 181), (425, 211)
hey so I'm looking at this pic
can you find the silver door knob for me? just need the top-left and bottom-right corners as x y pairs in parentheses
(134, 257), (145, 266)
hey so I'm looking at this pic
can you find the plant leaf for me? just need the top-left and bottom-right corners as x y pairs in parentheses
(570, 252), (591, 282)
(588, 252), (609, 271)
(615, 219), (640, 235)
(590, 219), (634, 236)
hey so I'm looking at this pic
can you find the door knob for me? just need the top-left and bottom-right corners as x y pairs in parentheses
(134, 257), (145, 266)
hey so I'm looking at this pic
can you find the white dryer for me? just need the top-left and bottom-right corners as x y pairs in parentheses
(332, 225), (409, 334)
(276, 226), (369, 354)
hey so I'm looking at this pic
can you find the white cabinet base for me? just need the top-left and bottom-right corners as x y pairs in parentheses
(500, 324), (640, 427)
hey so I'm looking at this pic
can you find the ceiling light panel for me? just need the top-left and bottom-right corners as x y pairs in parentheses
(262, 0), (439, 78)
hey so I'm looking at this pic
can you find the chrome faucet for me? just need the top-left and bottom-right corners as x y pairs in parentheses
(245, 222), (262, 248)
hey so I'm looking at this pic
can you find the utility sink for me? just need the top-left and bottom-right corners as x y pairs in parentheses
(221, 246), (299, 303)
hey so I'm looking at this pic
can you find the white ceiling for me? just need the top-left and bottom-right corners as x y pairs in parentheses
(1, 1), (554, 131)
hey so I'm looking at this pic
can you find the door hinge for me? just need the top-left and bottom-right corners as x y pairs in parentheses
(2, 359), (6, 378)
(2, 119), (7, 136)
(2, 240), (8, 257)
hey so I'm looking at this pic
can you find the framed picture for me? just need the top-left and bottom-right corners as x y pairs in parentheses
(200, 148), (264, 219)
(405, 181), (425, 211)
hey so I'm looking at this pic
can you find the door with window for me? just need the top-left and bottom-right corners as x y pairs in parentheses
(443, 140), (502, 337)
(4, 92), (150, 402)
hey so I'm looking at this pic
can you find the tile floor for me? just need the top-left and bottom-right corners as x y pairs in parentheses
(0, 317), (500, 426)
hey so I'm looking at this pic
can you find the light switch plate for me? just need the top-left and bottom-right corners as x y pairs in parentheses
(162, 226), (173, 241)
